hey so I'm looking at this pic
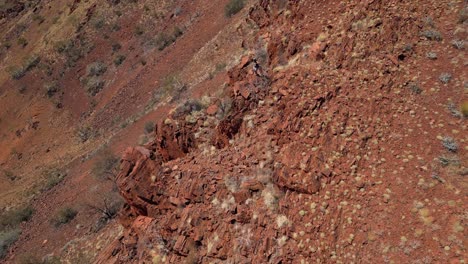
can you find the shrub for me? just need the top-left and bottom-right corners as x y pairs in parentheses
(426, 52), (437, 60)
(85, 77), (105, 96)
(87, 193), (123, 224)
(451, 39), (464, 50)
(92, 16), (105, 29)
(144, 121), (155, 134)
(420, 30), (442, 41)
(44, 82), (59, 98)
(406, 82), (422, 94)
(9, 55), (40, 80)
(32, 14), (45, 24)
(154, 27), (183, 51)
(10, 67), (25, 80)
(0, 207), (33, 230)
(114, 54), (126, 66)
(42, 169), (66, 191)
(55, 38), (94, 68)
(77, 126), (93, 142)
(3, 170), (17, 181)
(112, 42), (121, 52)
(17, 37), (28, 47)
(442, 137), (458, 152)
(0, 229), (20, 258)
(134, 26), (144, 36)
(439, 73), (452, 84)
(51, 207), (77, 227)
(447, 102), (462, 118)
(92, 149), (119, 181)
(225, 0), (245, 17)
(86, 62), (107, 76)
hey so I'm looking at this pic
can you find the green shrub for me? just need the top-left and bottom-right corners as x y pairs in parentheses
(420, 30), (442, 41)
(0, 207), (33, 230)
(32, 14), (45, 24)
(9, 55), (41, 80)
(144, 121), (155, 134)
(225, 0), (245, 17)
(3, 170), (17, 181)
(10, 67), (25, 80)
(86, 62), (107, 76)
(55, 38), (94, 68)
(155, 27), (183, 51)
(85, 77), (105, 96)
(0, 229), (20, 258)
(77, 126), (93, 142)
(44, 82), (59, 98)
(51, 207), (77, 227)
(114, 54), (126, 66)
(17, 37), (28, 48)
(42, 169), (66, 191)
(92, 16), (105, 29)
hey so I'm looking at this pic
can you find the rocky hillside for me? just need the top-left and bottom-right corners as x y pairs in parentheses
(2, 0), (467, 263)
(98, 0), (467, 263)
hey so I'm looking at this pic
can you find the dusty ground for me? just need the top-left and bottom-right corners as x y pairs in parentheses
(1, 0), (467, 263)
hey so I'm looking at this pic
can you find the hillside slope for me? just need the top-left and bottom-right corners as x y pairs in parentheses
(97, 0), (467, 263)
(0, 0), (467, 263)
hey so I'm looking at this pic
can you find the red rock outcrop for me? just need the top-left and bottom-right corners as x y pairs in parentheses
(98, 0), (467, 263)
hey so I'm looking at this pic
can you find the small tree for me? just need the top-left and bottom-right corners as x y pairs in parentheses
(92, 149), (119, 182)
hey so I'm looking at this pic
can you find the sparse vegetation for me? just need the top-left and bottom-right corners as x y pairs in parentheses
(0, 207), (34, 229)
(439, 73), (452, 84)
(82, 62), (107, 95)
(442, 137), (458, 152)
(406, 82), (422, 94)
(86, 61), (107, 76)
(77, 126), (93, 142)
(51, 207), (77, 227)
(32, 14), (45, 24)
(112, 42), (122, 52)
(447, 102), (462, 118)
(114, 54), (126, 66)
(225, 0), (245, 17)
(84, 77), (105, 96)
(439, 156), (460, 167)
(42, 169), (66, 191)
(3, 170), (17, 181)
(134, 25), (144, 36)
(55, 38), (94, 68)
(420, 30), (442, 41)
(92, 149), (119, 182)
(44, 82), (59, 98)
(87, 193), (123, 229)
(92, 16), (105, 29)
(144, 121), (155, 134)
(0, 229), (20, 259)
(426, 52), (437, 60)
(0, 205), (34, 259)
(10, 55), (41, 80)
(154, 27), (183, 51)
(451, 39), (464, 50)
(17, 37), (28, 48)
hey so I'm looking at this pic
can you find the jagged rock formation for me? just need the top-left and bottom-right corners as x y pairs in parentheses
(97, 0), (467, 263)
